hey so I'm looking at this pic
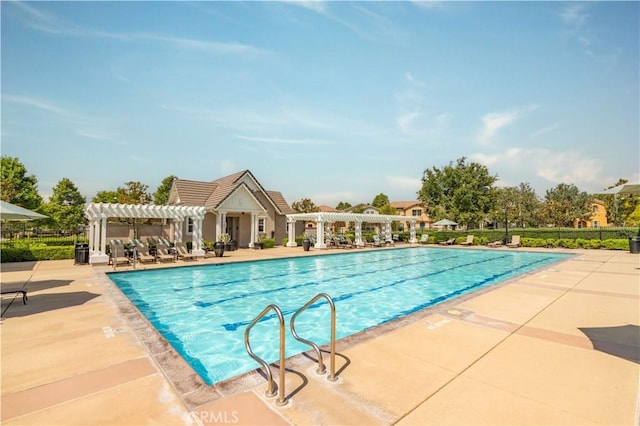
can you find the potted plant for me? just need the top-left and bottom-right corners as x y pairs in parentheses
(214, 233), (230, 257)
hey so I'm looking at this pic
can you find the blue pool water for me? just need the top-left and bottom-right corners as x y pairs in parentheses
(108, 247), (570, 385)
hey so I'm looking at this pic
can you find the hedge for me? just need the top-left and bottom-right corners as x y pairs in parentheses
(1, 246), (75, 262)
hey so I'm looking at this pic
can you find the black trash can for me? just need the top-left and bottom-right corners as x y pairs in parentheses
(629, 236), (640, 254)
(75, 243), (89, 265)
(302, 239), (311, 251)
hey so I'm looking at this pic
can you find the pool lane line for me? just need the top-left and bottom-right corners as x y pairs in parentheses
(172, 249), (467, 292)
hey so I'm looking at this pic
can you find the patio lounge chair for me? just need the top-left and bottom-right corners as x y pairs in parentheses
(439, 238), (455, 246)
(155, 242), (176, 262)
(487, 240), (503, 248)
(109, 240), (130, 266)
(507, 235), (521, 248)
(459, 235), (474, 246)
(176, 242), (197, 261)
(418, 234), (429, 244)
(134, 243), (156, 263)
(372, 235), (386, 247)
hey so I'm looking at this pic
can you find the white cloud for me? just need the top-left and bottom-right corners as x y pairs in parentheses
(12, 2), (266, 55)
(472, 147), (606, 191)
(397, 112), (421, 133)
(477, 105), (538, 145)
(558, 4), (589, 27)
(283, 0), (328, 15)
(3, 94), (83, 119)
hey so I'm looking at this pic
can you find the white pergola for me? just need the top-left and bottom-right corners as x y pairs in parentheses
(85, 203), (206, 264)
(286, 212), (417, 249)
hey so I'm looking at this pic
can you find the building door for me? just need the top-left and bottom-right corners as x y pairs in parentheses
(226, 217), (239, 242)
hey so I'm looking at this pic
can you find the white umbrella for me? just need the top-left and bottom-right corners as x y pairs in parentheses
(432, 219), (458, 226)
(0, 200), (48, 221)
(599, 182), (640, 195)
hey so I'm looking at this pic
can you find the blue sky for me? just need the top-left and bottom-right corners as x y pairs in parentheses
(2, 1), (638, 207)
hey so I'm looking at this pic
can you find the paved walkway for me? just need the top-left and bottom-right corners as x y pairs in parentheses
(1, 246), (638, 425)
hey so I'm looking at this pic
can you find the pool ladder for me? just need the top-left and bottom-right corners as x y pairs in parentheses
(244, 293), (337, 405)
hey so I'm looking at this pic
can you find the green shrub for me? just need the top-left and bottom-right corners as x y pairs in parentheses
(1, 246), (74, 262)
(261, 238), (275, 249)
(601, 239), (629, 250)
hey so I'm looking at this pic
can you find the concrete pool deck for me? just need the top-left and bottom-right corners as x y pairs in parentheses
(1, 245), (638, 425)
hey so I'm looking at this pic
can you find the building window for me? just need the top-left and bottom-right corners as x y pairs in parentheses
(258, 218), (265, 233)
(592, 220), (600, 228)
(187, 218), (193, 234)
(412, 209), (422, 217)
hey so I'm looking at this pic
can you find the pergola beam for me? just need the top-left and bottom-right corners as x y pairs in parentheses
(286, 212), (417, 248)
(84, 203), (206, 264)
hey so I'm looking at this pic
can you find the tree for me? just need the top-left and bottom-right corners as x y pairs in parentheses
(378, 203), (397, 215)
(542, 183), (591, 227)
(118, 181), (152, 204)
(154, 175), (177, 205)
(43, 178), (86, 232)
(291, 198), (319, 213)
(0, 156), (43, 210)
(92, 182), (152, 205)
(92, 190), (119, 203)
(335, 201), (351, 211)
(418, 157), (497, 228)
(493, 183), (542, 228)
(601, 178), (639, 226)
(371, 193), (390, 208)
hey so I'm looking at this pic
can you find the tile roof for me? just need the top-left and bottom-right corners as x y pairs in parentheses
(172, 170), (293, 214)
(390, 201), (423, 209)
(171, 180), (218, 206)
(267, 191), (295, 214)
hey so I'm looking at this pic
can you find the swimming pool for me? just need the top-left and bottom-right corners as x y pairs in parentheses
(108, 247), (570, 385)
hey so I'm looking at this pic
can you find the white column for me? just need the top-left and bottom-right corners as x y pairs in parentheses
(100, 216), (107, 254)
(174, 219), (184, 244)
(90, 216), (110, 264)
(88, 220), (95, 253)
(385, 221), (392, 243)
(314, 219), (326, 248)
(191, 215), (205, 256)
(409, 220), (417, 244)
(249, 213), (257, 248)
(355, 220), (364, 246)
(286, 218), (297, 247)
(215, 212), (223, 239)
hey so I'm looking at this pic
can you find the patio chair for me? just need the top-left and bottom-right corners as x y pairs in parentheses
(487, 241), (503, 248)
(155, 242), (176, 262)
(133, 243), (156, 263)
(439, 238), (455, 246)
(418, 234), (429, 244)
(372, 235), (386, 247)
(109, 240), (130, 266)
(176, 242), (197, 261)
(507, 235), (521, 248)
(459, 235), (474, 246)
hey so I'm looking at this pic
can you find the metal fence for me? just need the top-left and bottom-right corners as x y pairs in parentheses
(0, 227), (88, 246)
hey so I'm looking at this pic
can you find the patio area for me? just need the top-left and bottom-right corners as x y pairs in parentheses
(1, 245), (639, 425)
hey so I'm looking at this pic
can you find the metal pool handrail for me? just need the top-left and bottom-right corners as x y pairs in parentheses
(290, 293), (337, 381)
(244, 304), (287, 406)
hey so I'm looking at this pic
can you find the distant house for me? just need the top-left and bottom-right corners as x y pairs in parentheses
(168, 170), (295, 247)
(390, 201), (431, 232)
(574, 199), (608, 228)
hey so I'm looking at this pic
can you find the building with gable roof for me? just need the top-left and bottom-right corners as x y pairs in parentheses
(390, 201), (432, 232)
(168, 170), (295, 248)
